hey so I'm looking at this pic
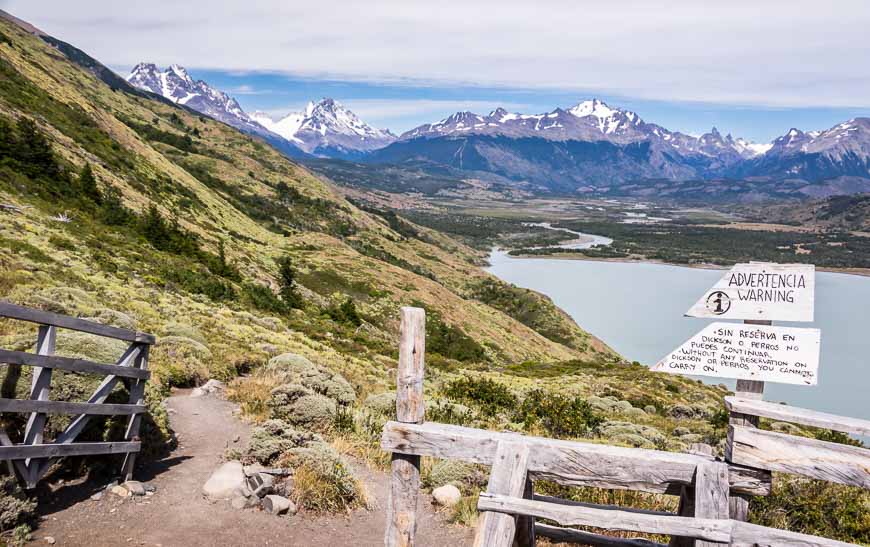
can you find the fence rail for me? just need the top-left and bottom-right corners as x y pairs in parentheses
(0, 301), (154, 488)
(381, 306), (864, 547)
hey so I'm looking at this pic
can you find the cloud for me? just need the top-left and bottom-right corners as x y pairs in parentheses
(226, 84), (271, 95)
(6, 0), (870, 108)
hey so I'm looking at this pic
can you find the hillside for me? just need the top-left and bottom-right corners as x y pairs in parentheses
(0, 11), (621, 380)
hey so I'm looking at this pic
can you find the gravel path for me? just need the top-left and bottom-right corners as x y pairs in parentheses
(28, 391), (473, 546)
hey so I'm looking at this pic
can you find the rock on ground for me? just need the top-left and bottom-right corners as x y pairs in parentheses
(262, 495), (293, 515)
(432, 485), (461, 507)
(202, 461), (246, 500)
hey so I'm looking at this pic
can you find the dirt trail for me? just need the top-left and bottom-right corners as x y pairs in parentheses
(28, 391), (474, 546)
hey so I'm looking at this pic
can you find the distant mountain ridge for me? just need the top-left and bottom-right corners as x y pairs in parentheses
(123, 62), (870, 197)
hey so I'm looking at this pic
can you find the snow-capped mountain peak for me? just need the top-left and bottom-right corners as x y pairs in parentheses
(568, 98), (642, 134)
(126, 63), (284, 144)
(253, 98), (395, 157)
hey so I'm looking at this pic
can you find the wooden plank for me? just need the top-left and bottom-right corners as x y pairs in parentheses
(727, 320), (768, 523)
(0, 398), (145, 415)
(693, 462), (729, 547)
(533, 494), (674, 518)
(381, 421), (771, 496)
(473, 441), (530, 547)
(0, 349), (149, 379)
(477, 493), (733, 543)
(0, 441), (140, 459)
(0, 302), (155, 344)
(729, 425), (870, 489)
(385, 306), (425, 547)
(669, 486), (695, 547)
(515, 478), (535, 547)
(23, 325), (55, 486)
(0, 429), (29, 481)
(725, 397), (870, 437)
(731, 521), (858, 547)
(121, 346), (149, 480)
(536, 523), (666, 547)
(395, 306), (425, 423)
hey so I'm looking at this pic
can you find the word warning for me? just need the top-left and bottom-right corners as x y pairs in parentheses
(652, 322), (821, 385)
(685, 263), (814, 322)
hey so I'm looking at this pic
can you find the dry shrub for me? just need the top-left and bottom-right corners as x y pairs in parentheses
(280, 443), (366, 513)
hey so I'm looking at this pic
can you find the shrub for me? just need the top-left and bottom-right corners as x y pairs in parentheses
(363, 392), (396, 416)
(514, 389), (603, 438)
(0, 477), (35, 532)
(266, 353), (355, 406)
(443, 377), (516, 417)
(243, 283), (287, 315)
(247, 419), (322, 465)
(276, 255), (303, 309)
(279, 442), (364, 513)
(424, 311), (487, 363)
(750, 475), (870, 543)
(423, 459), (481, 490)
(150, 336), (212, 387)
(426, 400), (474, 426)
(326, 297), (362, 327)
(288, 394), (337, 431)
(55, 330), (128, 363)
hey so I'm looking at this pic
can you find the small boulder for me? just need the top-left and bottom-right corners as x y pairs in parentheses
(432, 484), (461, 507)
(190, 387), (206, 398)
(202, 379), (225, 394)
(123, 481), (146, 496)
(246, 473), (275, 498)
(263, 494), (292, 515)
(90, 491), (103, 501)
(203, 461), (246, 500)
(45, 537), (56, 545)
(110, 485), (130, 497)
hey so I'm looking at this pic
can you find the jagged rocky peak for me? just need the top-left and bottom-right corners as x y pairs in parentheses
(257, 98), (395, 156)
(125, 63), (272, 139)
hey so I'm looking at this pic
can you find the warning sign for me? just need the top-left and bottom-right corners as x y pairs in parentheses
(652, 322), (821, 385)
(686, 263), (814, 322)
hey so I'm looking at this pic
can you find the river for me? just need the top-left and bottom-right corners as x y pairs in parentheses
(486, 234), (870, 423)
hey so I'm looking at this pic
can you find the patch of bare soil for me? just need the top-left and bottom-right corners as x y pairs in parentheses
(27, 391), (473, 546)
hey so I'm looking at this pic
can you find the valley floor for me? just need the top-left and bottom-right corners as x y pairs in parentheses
(27, 392), (472, 547)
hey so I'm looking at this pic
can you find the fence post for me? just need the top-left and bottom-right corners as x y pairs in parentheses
(121, 344), (149, 480)
(23, 325), (55, 487)
(385, 307), (425, 547)
(726, 319), (769, 521)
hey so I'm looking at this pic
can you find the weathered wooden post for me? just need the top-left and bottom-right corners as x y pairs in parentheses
(385, 306), (425, 547)
(473, 441), (530, 547)
(727, 319), (768, 521)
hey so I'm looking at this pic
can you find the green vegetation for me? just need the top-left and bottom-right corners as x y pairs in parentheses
(522, 220), (870, 268)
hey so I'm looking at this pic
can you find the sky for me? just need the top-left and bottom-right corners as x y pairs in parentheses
(3, 0), (870, 142)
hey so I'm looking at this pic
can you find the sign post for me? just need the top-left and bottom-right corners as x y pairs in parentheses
(655, 262), (818, 522)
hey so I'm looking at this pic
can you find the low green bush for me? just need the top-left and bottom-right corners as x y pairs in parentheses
(515, 389), (603, 438)
(443, 377), (516, 417)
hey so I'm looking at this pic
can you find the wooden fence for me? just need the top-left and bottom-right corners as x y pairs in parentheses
(382, 307), (867, 547)
(0, 302), (155, 488)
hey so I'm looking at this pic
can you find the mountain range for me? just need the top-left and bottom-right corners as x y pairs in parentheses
(126, 64), (870, 198)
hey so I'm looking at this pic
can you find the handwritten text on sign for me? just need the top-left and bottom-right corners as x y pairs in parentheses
(685, 263), (814, 322)
(652, 322), (821, 385)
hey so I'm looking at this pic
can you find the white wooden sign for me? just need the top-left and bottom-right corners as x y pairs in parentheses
(652, 322), (821, 385)
(685, 263), (814, 322)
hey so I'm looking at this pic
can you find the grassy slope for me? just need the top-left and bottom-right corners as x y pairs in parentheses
(0, 16), (616, 393)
